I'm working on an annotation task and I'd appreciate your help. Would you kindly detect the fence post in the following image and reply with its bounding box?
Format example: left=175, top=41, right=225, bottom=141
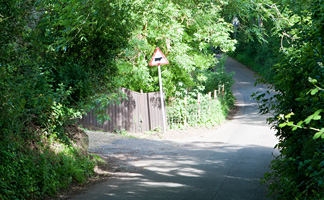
left=218, top=85, right=221, bottom=96
left=158, top=65, right=167, bottom=133
left=214, top=90, right=217, bottom=99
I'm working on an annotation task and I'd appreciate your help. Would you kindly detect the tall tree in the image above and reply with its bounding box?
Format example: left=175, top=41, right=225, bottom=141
left=116, top=0, right=236, bottom=97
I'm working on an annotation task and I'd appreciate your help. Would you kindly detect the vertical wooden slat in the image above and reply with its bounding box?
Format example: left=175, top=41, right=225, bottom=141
left=135, top=90, right=140, bottom=133
left=107, top=104, right=111, bottom=132
left=139, top=92, right=144, bottom=132
left=122, top=91, right=126, bottom=131
left=116, top=97, right=121, bottom=131
left=148, top=92, right=154, bottom=130
left=110, top=103, right=114, bottom=132
left=79, top=88, right=166, bottom=133
left=143, top=93, right=149, bottom=132
left=127, top=89, right=132, bottom=132
left=112, top=101, right=116, bottom=131
left=147, top=93, right=151, bottom=130
left=129, top=90, right=135, bottom=133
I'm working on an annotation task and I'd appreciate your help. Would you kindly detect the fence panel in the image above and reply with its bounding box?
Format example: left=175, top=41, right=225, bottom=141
left=147, top=92, right=165, bottom=131
left=79, top=88, right=166, bottom=133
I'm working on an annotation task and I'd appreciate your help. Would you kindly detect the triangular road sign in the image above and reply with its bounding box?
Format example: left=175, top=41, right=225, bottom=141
left=149, top=47, right=169, bottom=66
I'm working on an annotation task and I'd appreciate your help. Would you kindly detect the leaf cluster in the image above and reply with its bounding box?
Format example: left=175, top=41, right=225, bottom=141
left=0, top=0, right=239, bottom=198
left=252, top=0, right=324, bottom=198
left=116, top=0, right=236, bottom=98
left=0, top=0, right=129, bottom=198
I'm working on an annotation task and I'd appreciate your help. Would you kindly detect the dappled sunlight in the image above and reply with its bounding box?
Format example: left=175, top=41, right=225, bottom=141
left=224, top=175, right=261, bottom=182
left=235, top=81, right=253, bottom=86
left=139, top=182, right=187, bottom=188
left=177, top=168, right=205, bottom=177
left=231, top=103, right=271, bottom=127
left=174, top=160, right=197, bottom=165
left=144, top=166, right=205, bottom=178
left=145, top=167, right=180, bottom=173
left=211, top=145, right=244, bottom=153
left=235, top=102, right=258, bottom=107
left=154, top=172, right=174, bottom=177
left=74, top=139, right=276, bottom=199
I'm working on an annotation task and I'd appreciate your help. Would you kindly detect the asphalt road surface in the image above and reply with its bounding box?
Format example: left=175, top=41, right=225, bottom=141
left=71, top=57, right=278, bottom=200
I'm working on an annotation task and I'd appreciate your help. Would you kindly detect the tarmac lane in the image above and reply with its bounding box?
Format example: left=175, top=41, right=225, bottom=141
left=70, top=57, right=278, bottom=200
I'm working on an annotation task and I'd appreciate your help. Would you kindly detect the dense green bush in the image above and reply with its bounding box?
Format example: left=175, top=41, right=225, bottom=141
left=0, top=135, right=99, bottom=199
left=115, top=0, right=236, bottom=98
left=167, top=54, right=235, bottom=129
left=252, top=1, right=324, bottom=199
left=229, top=33, right=280, bottom=83
left=203, top=55, right=235, bottom=105
left=167, top=91, right=232, bottom=129
left=0, top=0, right=128, bottom=199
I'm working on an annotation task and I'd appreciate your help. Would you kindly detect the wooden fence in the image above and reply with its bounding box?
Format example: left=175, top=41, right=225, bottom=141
left=79, top=88, right=166, bottom=133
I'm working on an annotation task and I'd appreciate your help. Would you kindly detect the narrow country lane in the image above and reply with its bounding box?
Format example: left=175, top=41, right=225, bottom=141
left=70, top=57, right=278, bottom=200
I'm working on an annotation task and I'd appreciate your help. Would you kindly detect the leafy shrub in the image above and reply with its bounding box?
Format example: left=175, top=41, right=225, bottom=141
left=254, top=1, right=324, bottom=199
left=0, top=137, right=98, bottom=200
left=167, top=93, right=226, bottom=129
left=0, top=0, right=238, bottom=199
left=167, top=53, right=235, bottom=129
left=230, top=39, right=279, bottom=83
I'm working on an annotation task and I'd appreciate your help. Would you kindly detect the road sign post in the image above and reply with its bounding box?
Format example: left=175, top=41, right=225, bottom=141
left=149, top=47, right=169, bottom=133
left=158, top=64, right=166, bottom=133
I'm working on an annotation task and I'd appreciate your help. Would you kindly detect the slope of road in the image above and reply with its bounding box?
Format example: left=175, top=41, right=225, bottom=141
left=70, top=57, right=278, bottom=200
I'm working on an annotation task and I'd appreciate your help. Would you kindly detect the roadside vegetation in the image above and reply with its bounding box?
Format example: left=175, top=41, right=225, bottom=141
left=230, top=1, right=324, bottom=199
left=0, top=0, right=236, bottom=199
left=1, top=0, right=323, bottom=199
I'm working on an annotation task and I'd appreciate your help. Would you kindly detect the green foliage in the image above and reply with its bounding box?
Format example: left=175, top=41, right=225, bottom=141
left=116, top=0, right=236, bottom=98
left=166, top=53, right=235, bottom=129
left=0, top=0, right=131, bottom=135
left=202, top=55, right=235, bottom=104
left=0, top=138, right=98, bottom=199
left=0, top=0, right=240, bottom=199
left=253, top=0, right=324, bottom=199
left=167, top=92, right=229, bottom=129
left=0, top=0, right=128, bottom=199
left=230, top=40, right=279, bottom=83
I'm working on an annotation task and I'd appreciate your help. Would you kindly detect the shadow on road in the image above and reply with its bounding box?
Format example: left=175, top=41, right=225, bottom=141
left=71, top=138, right=275, bottom=200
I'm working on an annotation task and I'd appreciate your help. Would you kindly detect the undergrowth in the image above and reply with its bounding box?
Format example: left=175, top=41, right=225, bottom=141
left=229, top=40, right=279, bottom=83
left=0, top=130, right=102, bottom=200
left=167, top=55, right=235, bottom=129
left=167, top=93, right=231, bottom=129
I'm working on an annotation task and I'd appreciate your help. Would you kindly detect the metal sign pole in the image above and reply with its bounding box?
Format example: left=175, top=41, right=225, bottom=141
left=158, top=64, right=167, bottom=133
